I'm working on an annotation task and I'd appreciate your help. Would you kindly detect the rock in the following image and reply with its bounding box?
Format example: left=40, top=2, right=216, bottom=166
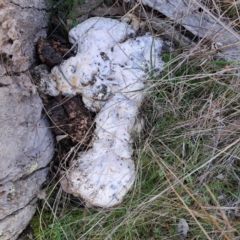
left=0, top=0, right=54, bottom=239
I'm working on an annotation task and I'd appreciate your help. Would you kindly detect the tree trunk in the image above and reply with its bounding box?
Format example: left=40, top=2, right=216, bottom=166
left=0, top=1, right=55, bottom=239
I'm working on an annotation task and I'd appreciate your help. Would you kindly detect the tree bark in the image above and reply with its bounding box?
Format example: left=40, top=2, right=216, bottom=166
left=140, top=0, right=240, bottom=61
left=0, top=1, right=55, bottom=239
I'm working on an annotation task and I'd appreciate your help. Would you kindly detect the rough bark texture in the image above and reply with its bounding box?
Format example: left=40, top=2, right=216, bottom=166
left=140, top=0, right=240, bottom=61
left=0, top=1, right=54, bottom=239
left=0, top=0, right=50, bottom=72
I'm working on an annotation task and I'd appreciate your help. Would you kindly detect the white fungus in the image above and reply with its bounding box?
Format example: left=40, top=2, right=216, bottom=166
left=40, top=17, right=164, bottom=207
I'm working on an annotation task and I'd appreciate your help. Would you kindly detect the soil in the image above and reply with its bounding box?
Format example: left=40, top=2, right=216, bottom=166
left=46, top=95, right=95, bottom=147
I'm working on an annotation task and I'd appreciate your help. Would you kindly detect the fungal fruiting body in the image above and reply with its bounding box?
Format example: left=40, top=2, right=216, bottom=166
left=40, top=17, right=164, bottom=207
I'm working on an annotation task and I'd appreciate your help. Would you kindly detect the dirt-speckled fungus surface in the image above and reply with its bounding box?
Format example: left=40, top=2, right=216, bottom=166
left=40, top=17, right=164, bottom=207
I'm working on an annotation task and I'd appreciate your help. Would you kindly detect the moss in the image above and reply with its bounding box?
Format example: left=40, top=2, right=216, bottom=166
left=29, top=162, right=38, bottom=173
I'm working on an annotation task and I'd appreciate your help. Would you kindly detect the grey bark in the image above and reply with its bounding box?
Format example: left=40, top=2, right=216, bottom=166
left=0, top=0, right=54, bottom=239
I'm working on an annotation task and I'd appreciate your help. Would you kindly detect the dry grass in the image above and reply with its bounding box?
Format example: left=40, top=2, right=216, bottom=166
left=31, top=0, right=240, bottom=239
